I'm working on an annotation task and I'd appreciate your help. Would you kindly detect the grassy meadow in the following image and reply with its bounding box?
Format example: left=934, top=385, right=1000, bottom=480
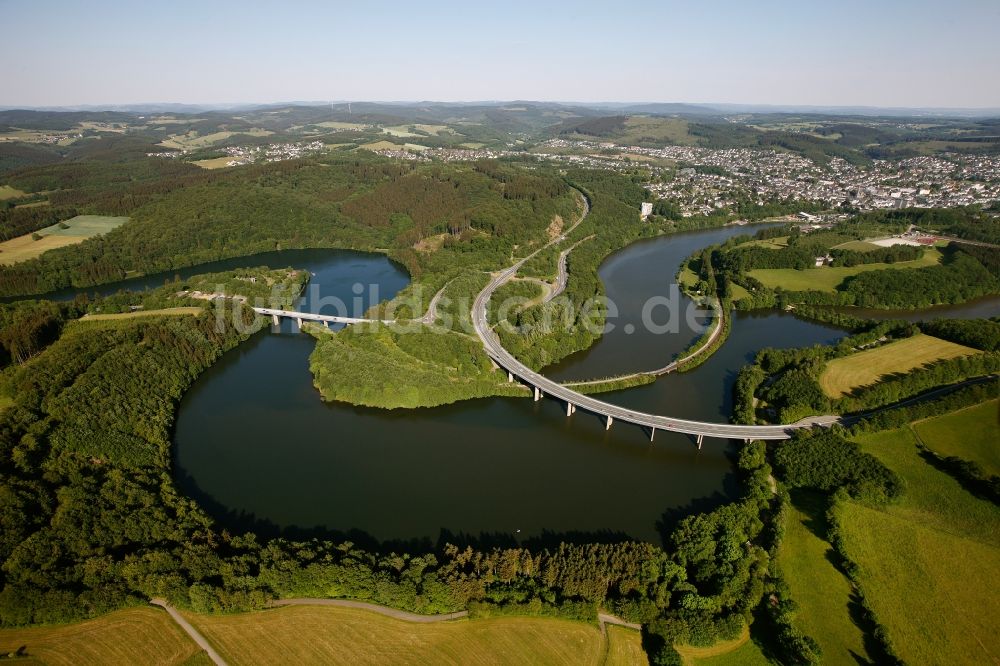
left=912, top=399, right=1000, bottom=476
left=158, top=129, right=272, bottom=150
left=779, top=490, right=871, bottom=664
left=818, top=333, right=979, bottom=398
left=0, top=184, right=27, bottom=200
left=834, top=425, right=1000, bottom=664
left=675, top=627, right=772, bottom=665
left=747, top=247, right=941, bottom=292
left=80, top=307, right=204, bottom=321
left=0, top=607, right=202, bottom=665
left=192, top=156, right=238, bottom=169
left=184, top=605, right=613, bottom=665
left=0, top=215, right=128, bottom=265
left=605, top=625, right=649, bottom=666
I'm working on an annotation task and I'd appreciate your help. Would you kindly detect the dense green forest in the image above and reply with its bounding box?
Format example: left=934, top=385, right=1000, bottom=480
left=0, top=154, right=578, bottom=298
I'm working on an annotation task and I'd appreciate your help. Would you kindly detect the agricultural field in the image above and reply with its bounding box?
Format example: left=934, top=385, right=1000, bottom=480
left=0, top=184, right=27, bottom=199
left=830, top=239, right=881, bottom=252
left=0, top=607, right=202, bottom=665
left=834, top=426, right=1000, bottom=664
left=158, top=129, right=272, bottom=150
left=0, top=214, right=128, bottom=265
left=818, top=333, right=979, bottom=398
left=912, top=399, right=1000, bottom=476
left=383, top=124, right=451, bottom=137
left=677, top=265, right=699, bottom=290
left=744, top=235, right=790, bottom=249
left=80, top=307, right=204, bottom=321
left=605, top=625, right=648, bottom=666
left=779, top=490, right=870, bottom=664
left=309, top=121, right=370, bottom=131
left=192, top=156, right=238, bottom=169
left=184, top=605, right=614, bottom=665
left=747, top=247, right=941, bottom=292
left=675, top=627, right=771, bottom=665
left=360, top=140, right=428, bottom=152
left=618, top=116, right=697, bottom=145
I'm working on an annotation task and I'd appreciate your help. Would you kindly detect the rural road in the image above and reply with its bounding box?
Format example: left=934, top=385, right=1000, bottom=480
left=150, top=598, right=228, bottom=666
left=268, top=598, right=469, bottom=622
left=271, top=598, right=640, bottom=632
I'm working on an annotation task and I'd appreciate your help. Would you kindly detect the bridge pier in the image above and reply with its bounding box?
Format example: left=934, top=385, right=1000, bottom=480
left=294, top=317, right=303, bottom=331
left=649, top=427, right=655, bottom=442
left=271, top=314, right=280, bottom=327
left=696, top=434, right=704, bottom=450
left=533, top=387, right=542, bottom=402
left=605, top=415, right=613, bottom=431
left=507, top=371, right=514, bottom=383
left=566, top=401, right=575, bottom=416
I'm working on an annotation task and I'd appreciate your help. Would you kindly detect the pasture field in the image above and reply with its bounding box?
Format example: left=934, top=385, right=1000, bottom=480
left=383, top=123, right=451, bottom=137
left=360, top=140, right=429, bottom=152
left=744, top=235, right=789, bottom=249
left=620, top=116, right=696, bottom=145
left=184, top=605, right=612, bottom=665
left=779, top=490, right=870, bottom=664
left=747, top=247, right=941, bottom=292
left=818, top=333, right=979, bottom=398
left=605, top=625, right=649, bottom=666
left=675, top=627, right=771, bottom=665
left=0, top=607, right=201, bottom=665
left=81, top=307, right=204, bottom=321
left=677, top=265, right=699, bottom=290
left=311, top=121, right=370, bottom=130
left=158, top=129, right=272, bottom=150
left=192, top=156, right=238, bottom=169
left=729, top=282, right=751, bottom=300
left=834, top=426, right=1000, bottom=664
left=912, top=399, right=1000, bottom=476
left=831, top=239, right=881, bottom=252
left=460, top=142, right=486, bottom=149
left=0, top=215, right=128, bottom=265
left=0, top=184, right=27, bottom=199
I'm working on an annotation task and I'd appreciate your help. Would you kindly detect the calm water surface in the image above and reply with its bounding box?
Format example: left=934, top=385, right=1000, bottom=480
left=172, top=227, right=853, bottom=545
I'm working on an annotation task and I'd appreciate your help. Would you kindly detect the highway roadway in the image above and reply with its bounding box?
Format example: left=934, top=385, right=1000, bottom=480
left=469, top=198, right=823, bottom=442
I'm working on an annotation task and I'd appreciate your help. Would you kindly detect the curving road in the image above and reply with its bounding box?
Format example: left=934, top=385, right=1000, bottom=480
left=470, top=197, right=807, bottom=442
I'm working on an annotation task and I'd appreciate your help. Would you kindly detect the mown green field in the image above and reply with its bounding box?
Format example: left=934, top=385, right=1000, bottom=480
left=675, top=627, right=772, bottom=665
left=834, top=426, right=1000, bottom=664
left=913, top=399, right=1000, bottom=476
left=0, top=215, right=128, bottom=265
left=0, top=184, right=27, bottom=200
left=747, top=247, right=941, bottom=293
left=744, top=235, right=789, bottom=249
left=0, top=607, right=202, bottom=665
left=779, top=490, right=871, bottom=664
left=606, top=625, right=649, bottom=666
left=818, top=333, right=979, bottom=398
left=185, top=605, right=615, bottom=665
left=830, top=239, right=881, bottom=252
left=619, top=116, right=697, bottom=145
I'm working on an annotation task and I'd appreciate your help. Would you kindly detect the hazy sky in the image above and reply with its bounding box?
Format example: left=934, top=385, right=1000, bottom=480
left=3, top=0, right=999, bottom=108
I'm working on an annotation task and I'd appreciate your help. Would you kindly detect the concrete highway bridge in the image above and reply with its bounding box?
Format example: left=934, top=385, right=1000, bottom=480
left=253, top=306, right=394, bottom=329
left=470, top=261, right=833, bottom=444
left=260, top=191, right=838, bottom=446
